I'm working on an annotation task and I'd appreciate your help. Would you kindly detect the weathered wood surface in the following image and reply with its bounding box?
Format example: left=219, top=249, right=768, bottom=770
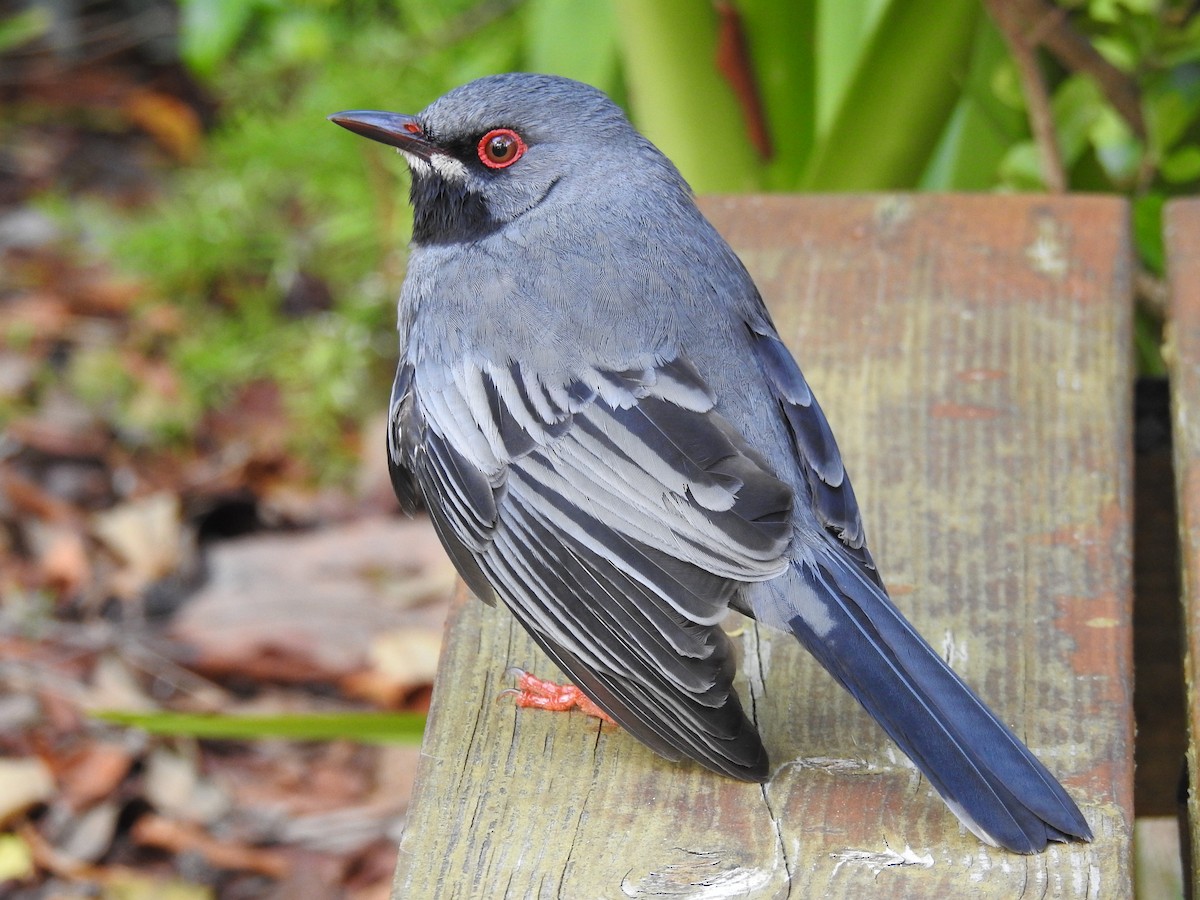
left=1168, top=197, right=1200, bottom=897
left=393, top=195, right=1134, bottom=898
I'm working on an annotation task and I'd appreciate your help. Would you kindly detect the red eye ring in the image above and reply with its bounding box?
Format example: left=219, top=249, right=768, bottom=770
left=478, top=128, right=526, bottom=169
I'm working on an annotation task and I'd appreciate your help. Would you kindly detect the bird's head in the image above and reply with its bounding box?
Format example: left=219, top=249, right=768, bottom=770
left=330, top=73, right=681, bottom=246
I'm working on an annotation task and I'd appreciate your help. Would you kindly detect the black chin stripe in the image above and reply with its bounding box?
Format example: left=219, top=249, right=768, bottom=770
left=410, top=173, right=502, bottom=245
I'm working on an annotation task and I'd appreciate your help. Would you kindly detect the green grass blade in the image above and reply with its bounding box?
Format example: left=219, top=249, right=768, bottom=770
left=801, top=0, right=981, bottom=190
left=94, top=709, right=427, bottom=744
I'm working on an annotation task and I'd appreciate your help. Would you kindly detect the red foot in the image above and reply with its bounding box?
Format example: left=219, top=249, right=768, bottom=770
left=498, top=668, right=616, bottom=724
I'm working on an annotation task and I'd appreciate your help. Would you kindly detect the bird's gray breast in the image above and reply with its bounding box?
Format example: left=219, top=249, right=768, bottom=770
left=399, top=208, right=687, bottom=382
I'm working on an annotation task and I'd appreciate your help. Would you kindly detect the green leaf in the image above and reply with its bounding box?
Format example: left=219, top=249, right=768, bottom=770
left=0, top=7, right=50, bottom=54
left=1089, top=104, right=1140, bottom=185
left=179, top=0, right=267, bottom=79
left=1052, top=75, right=1105, bottom=169
left=609, top=0, right=762, bottom=191
left=736, top=0, right=817, bottom=188
left=1132, top=192, right=1164, bottom=274
left=1145, top=73, right=1200, bottom=155
left=1162, top=145, right=1200, bottom=183
left=94, top=709, right=427, bottom=744
left=814, top=0, right=890, bottom=135
left=524, top=0, right=620, bottom=92
left=998, top=141, right=1047, bottom=190
left=1134, top=307, right=1166, bottom=376
left=921, top=17, right=1021, bottom=190
left=800, top=0, right=981, bottom=189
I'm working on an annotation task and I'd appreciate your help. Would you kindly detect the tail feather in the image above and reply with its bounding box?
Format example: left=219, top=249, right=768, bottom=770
left=754, top=554, right=1092, bottom=854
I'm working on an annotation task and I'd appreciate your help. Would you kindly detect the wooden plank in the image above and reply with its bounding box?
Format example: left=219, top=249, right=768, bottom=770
left=393, top=195, right=1134, bottom=897
left=1167, top=197, right=1200, bottom=896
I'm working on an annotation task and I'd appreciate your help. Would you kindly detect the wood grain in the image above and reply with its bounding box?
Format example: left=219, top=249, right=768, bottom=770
left=1167, top=197, right=1200, bottom=897
left=392, top=195, right=1134, bottom=898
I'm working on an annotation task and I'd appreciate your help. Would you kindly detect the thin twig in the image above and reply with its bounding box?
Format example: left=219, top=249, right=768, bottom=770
left=1017, top=0, right=1146, bottom=140
left=986, top=0, right=1067, bottom=192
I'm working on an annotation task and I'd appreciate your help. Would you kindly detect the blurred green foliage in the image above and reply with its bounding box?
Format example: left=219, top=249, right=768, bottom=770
left=60, top=0, right=1200, bottom=467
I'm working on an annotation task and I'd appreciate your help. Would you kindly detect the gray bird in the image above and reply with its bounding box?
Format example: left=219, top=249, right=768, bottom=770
left=330, top=73, right=1092, bottom=854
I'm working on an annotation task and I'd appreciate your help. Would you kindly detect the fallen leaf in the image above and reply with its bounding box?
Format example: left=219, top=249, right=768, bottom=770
left=53, top=799, right=121, bottom=864
left=131, top=813, right=289, bottom=878
left=91, top=492, right=186, bottom=600
left=0, top=757, right=54, bottom=825
left=27, top=522, right=91, bottom=597
left=122, top=90, right=202, bottom=162
left=56, top=741, right=136, bottom=810
left=0, top=831, right=34, bottom=882
left=342, top=629, right=442, bottom=707
left=169, top=516, right=451, bottom=683
left=143, top=749, right=230, bottom=827
left=2, top=471, right=79, bottom=524
left=84, top=653, right=156, bottom=713
left=0, top=291, right=72, bottom=339
left=100, top=869, right=213, bottom=900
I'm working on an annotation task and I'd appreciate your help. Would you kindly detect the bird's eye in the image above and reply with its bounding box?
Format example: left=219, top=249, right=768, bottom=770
left=478, top=129, right=526, bottom=169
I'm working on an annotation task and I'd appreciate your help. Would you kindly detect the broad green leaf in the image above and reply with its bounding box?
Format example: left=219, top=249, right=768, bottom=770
left=94, top=709, right=427, bottom=744
left=736, top=0, right=818, bottom=188
left=524, top=0, right=620, bottom=93
left=801, top=0, right=980, bottom=189
left=1090, top=105, right=1141, bottom=185
left=179, top=0, right=267, bottom=79
left=1052, top=75, right=1105, bottom=169
left=1145, top=72, right=1200, bottom=154
left=1163, top=145, right=1200, bottom=183
left=610, top=0, right=761, bottom=191
left=815, top=0, right=891, bottom=135
left=921, top=17, right=1021, bottom=190
left=998, top=141, right=1047, bottom=190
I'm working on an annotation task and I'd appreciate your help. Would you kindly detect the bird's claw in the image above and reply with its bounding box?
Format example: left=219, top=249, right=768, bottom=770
left=495, top=668, right=616, bottom=724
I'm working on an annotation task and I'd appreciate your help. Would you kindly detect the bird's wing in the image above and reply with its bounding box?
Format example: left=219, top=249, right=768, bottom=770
left=744, top=313, right=879, bottom=580
left=394, top=352, right=794, bottom=779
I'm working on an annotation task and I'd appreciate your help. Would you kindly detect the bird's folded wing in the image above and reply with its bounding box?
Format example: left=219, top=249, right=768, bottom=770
left=399, top=352, right=795, bottom=778
left=745, top=313, right=877, bottom=578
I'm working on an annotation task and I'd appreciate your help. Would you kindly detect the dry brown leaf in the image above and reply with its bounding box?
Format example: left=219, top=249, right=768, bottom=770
left=55, top=742, right=135, bottom=811
left=131, top=813, right=289, bottom=879
left=342, top=628, right=442, bottom=707
left=25, top=522, right=91, bottom=597
left=122, top=90, right=203, bottom=162
left=0, top=291, right=72, bottom=337
left=97, top=870, right=213, bottom=900
left=2, top=470, right=80, bottom=524
left=169, top=516, right=451, bottom=683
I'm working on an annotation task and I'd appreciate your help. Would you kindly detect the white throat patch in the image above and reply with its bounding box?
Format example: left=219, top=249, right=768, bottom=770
left=430, top=154, right=469, bottom=183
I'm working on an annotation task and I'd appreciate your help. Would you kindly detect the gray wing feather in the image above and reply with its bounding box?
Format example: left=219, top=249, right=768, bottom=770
left=397, top=351, right=794, bottom=779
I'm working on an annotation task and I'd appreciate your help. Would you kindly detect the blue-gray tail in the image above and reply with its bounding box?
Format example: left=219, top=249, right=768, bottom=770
left=757, top=554, right=1092, bottom=854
